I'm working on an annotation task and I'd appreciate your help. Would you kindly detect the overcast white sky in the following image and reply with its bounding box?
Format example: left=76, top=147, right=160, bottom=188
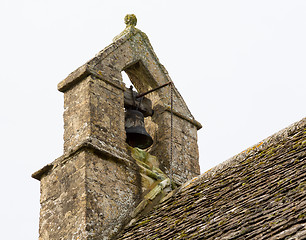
left=1, top=0, right=305, bottom=239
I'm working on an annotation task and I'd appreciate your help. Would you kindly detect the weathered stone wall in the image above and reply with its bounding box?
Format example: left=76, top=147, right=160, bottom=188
left=84, top=149, right=141, bottom=239
left=38, top=148, right=141, bottom=240
left=86, top=34, right=202, bottom=182
left=63, top=77, right=91, bottom=153
left=34, top=15, right=202, bottom=240
left=39, top=151, right=87, bottom=240
left=63, top=75, right=126, bottom=155
left=150, top=109, right=200, bottom=184
left=87, top=75, right=126, bottom=153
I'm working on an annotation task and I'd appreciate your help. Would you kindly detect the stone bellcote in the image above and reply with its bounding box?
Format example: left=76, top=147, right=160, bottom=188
left=32, top=15, right=202, bottom=240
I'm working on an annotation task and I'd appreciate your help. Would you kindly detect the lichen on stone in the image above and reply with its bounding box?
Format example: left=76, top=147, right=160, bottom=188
left=124, top=14, right=137, bottom=27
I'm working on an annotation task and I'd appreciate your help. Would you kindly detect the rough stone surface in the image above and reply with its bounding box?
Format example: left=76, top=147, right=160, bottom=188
left=150, top=109, right=199, bottom=184
left=38, top=146, right=142, bottom=240
left=39, top=151, right=87, bottom=240
left=84, top=150, right=141, bottom=239
left=34, top=15, right=201, bottom=240
left=58, top=18, right=201, bottom=182
left=63, top=75, right=126, bottom=155
left=118, top=117, right=306, bottom=240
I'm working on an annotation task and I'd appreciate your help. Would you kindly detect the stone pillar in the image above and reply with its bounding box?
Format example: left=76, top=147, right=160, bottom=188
left=36, top=149, right=141, bottom=240
left=33, top=66, right=142, bottom=240
left=149, top=107, right=200, bottom=184
left=58, top=65, right=127, bottom=156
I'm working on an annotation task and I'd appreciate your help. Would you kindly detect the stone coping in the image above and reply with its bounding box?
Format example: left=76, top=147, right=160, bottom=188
left=32, top=137, right=134, bottom=181
left=57, top=64, right=126, bottom=93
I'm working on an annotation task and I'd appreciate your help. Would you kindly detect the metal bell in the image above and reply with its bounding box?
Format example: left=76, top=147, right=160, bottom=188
left=125, top=109, right=153, bottom=149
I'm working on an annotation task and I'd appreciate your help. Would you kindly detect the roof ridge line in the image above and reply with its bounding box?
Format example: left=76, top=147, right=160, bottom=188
left=180, top=117, right=306, bottom=191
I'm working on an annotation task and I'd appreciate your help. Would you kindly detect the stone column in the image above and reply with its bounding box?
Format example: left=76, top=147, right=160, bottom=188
left=58, top=65, right=127, bottom=156
left=150, top=107, right=200, bottom=184
left=33, top=66, right=142, bottom=240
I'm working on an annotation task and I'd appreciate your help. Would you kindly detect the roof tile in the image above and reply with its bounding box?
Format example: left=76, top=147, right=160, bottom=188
left=118, top=117, right=306, bottom=239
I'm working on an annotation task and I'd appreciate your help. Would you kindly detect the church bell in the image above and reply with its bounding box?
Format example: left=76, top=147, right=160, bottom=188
left=125, top=109, right=153, bottom=149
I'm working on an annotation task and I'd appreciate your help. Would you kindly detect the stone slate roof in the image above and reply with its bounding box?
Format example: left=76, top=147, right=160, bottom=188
left=118, top=117, right=306, bottom=239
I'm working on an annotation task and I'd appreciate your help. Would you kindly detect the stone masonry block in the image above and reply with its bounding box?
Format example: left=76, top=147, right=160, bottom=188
left=88, top=76, right=126, bottom=151
left=39, top=151, right=87, bottom=240
left=63, top=77, right=91, bottom=153
left=83, top=150, right=141, bottom=239
left=38, top=148, right=142, bottom=240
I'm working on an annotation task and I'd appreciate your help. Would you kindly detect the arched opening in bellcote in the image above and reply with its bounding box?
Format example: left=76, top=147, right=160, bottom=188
left=120, top=60, right=165, bottom=151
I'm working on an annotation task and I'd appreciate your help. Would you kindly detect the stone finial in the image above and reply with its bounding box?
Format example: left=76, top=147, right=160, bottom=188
left=113, top=14, right=138, bottom=42
left=124, top=14, right=137, bottom=27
